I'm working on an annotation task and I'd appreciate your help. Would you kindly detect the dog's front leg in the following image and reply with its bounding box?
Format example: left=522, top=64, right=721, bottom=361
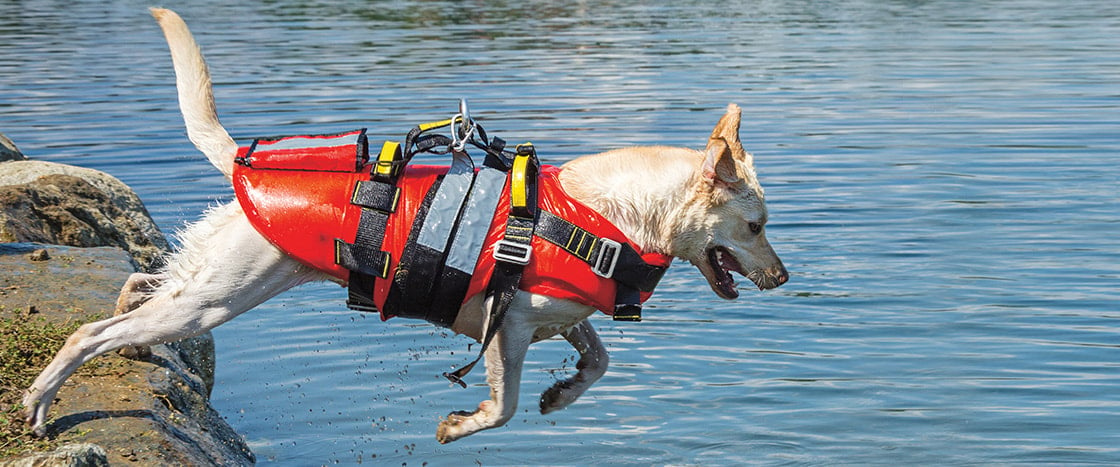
left=436, top=302, right=534, bottom=443
left=540, top=319, right=608, bottom=414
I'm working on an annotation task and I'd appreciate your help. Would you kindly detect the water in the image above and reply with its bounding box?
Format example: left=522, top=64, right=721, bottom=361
left=2, top=0, right=1117, bottom=464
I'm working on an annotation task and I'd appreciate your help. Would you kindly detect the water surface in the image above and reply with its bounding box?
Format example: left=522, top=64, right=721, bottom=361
left=2, top=0, right=1117, bottom=464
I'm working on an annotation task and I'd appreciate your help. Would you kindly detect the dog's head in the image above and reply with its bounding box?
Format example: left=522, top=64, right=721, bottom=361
left=676, top=104, right=788, bottom=298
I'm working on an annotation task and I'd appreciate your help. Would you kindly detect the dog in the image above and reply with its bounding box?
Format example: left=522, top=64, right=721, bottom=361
left=23, top=8, right=787, bottom=444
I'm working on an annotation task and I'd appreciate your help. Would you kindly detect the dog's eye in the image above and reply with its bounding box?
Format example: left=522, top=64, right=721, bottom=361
left=749, top=222, right=762, bottom=234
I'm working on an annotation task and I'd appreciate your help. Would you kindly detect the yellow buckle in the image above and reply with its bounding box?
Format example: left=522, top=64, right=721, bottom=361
left=511, top=143, right=534, bottom=210
left=375, top=141, right=401, bottom=178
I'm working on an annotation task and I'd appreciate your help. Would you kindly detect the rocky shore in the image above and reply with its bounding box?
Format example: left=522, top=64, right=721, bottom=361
left=1, top=135, right=254, bottom=465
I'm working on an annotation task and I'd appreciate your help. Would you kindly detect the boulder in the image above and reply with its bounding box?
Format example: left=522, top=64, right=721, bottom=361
left=1, top=138, right=251, bottom=465
left=0, top=133, right=25, bottom=162
left=0, top=244, right=252, bottom=466
left=0, top=161, right=168, bottom=272
left=0, top=444, right=107, bottom=467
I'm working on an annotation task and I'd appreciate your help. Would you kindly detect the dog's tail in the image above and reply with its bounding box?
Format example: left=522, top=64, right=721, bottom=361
left=151, top=8, right=237, bottom=178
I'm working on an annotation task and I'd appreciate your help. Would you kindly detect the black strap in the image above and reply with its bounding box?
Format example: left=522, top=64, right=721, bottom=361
left=534, top=211, right=668, bottom=292
left=381, top=175, right=446, bottom=321
left=341, top=116, right=476, bottom=315
left=533, top=210, right=668, bottom=322
left=350, top=179, right=399, bottom=212
left=444, top=145, right=539, bottom=387
left=338, top=177, right=400, bottom=311
left=612, top=284, right=643, bottom=322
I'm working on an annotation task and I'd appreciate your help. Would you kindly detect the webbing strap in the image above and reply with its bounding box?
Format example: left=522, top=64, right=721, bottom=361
left=351, top=179, right=400, bottom=212
left=339, top=142, right=403, bottom=312
left=534, top=211, right=669, bottom=322
left=613, top=285, right=643, bottom=322
left=444, top=146, right=539, bottom=387
left=338, top=178, right=399, bottom=311
left=534, top=211, right=668, bottom=292
left=386, top=150, right=479, bottom=326
left=336, top=181, right=398, bottom=274
left=335, top=213, right=390, bottom=278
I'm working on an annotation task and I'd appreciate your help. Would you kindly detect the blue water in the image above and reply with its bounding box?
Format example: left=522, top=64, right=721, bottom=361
left=2, top=0, right=1117, bottom=464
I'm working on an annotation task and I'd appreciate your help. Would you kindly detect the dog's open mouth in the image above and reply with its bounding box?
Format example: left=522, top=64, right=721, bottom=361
left=706, top=246, right=742, bottom=299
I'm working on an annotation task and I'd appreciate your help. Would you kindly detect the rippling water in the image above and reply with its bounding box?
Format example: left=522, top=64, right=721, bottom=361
left=2, top=0, right=1118, bottom=464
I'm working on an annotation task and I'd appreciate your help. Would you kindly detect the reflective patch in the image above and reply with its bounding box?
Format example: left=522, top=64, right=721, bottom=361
left=445, top=167, right=506, bottom=273
left=416, top=150, right=475, bottom=251
left=246, top=129, right=368, bottom=172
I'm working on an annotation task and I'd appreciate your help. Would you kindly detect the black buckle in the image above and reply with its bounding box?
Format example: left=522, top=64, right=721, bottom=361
left=346, top=299, right=379, bottom=313
left=613, top=304, right=642, bottom=322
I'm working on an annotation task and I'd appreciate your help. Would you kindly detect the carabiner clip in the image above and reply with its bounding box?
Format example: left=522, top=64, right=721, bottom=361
left=450, top=99, right=476, bottom=153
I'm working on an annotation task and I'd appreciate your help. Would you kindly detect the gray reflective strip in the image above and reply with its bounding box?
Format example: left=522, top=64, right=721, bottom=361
left=445, top=167, right=507, bottom=273
left=416, top=150, right=475, bottom=251
left=256, top=132, right=360, bottom=152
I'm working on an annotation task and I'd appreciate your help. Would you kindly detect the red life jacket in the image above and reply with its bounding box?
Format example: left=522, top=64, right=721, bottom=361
left=231, top=130, right=671, bottom=323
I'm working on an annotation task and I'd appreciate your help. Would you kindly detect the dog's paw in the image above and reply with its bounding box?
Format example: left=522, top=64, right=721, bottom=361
left=21, top=397, right=48, bottom=437
left=436, top=400, right=499, bottom=443
left=435, top=411, right=474, bottom=444
left=29, top=421, right=48, bottom=438
left=540, top=380, right=578, bottom=414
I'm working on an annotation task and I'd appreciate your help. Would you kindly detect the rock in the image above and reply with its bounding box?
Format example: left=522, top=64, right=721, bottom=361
left=0, top=244, right=253, bottom=466
left=0, top=161, right=168, bottom=272
left=28, top=249, right=50, bottom=261
left=0, top=133, right=25, bottom=162
left=0, top=443, right=108, bottom=467
left=1, top=140, right=249, bottom=465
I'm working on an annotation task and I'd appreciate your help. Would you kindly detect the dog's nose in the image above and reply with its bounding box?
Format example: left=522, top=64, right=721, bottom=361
left=762, top=264, right=788, bottom=289
left=775, top=266, right=789, bottom=286
left=754, top=265, right=789, bottom=290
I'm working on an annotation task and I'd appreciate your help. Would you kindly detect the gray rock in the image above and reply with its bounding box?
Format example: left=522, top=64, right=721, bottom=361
left=0, top=443, right=108, bottom=467
left=0, top=244, right=253, bottom=466
left=0, top=133, right=25, bottom=162
left=0, top=160, right=169, bottom=272
left=1, top=143, right=248, bottom=464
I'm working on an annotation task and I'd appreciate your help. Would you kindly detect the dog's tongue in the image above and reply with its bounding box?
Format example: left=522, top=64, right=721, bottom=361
left=708, top=247, right=741, bottom=299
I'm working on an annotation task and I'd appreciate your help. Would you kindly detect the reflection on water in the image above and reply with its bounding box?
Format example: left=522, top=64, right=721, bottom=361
left=2, top=0, right=1117, bottom=464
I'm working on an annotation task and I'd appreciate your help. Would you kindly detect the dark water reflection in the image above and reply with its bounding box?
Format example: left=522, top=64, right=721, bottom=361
left=2, top=0, right=1117, bottom=464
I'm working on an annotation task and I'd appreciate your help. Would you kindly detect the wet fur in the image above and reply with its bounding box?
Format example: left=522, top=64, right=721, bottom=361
left=23, top=8, right=787, bottom=443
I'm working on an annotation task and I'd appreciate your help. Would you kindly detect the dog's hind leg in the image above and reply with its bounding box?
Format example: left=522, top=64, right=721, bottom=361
left=23, top=202, right=322, bottom=435
left=436, top=296, right=535, bottom=443
left=114, top=272, right=168, bottom=359
left=114, top=272, right=166, bottom=315
left=539, top=319, right=609, bottom=414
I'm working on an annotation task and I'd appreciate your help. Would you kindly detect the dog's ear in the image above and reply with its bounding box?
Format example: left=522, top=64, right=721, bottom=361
left=703, top=103, right=752, bottom=186
left=702, top=104, right=765, bottom=199
left=710, top=103, right=741, bottom=144
left=703, top=138, right=741, bottom=185
left=707, top=103, right=755, bottom=166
